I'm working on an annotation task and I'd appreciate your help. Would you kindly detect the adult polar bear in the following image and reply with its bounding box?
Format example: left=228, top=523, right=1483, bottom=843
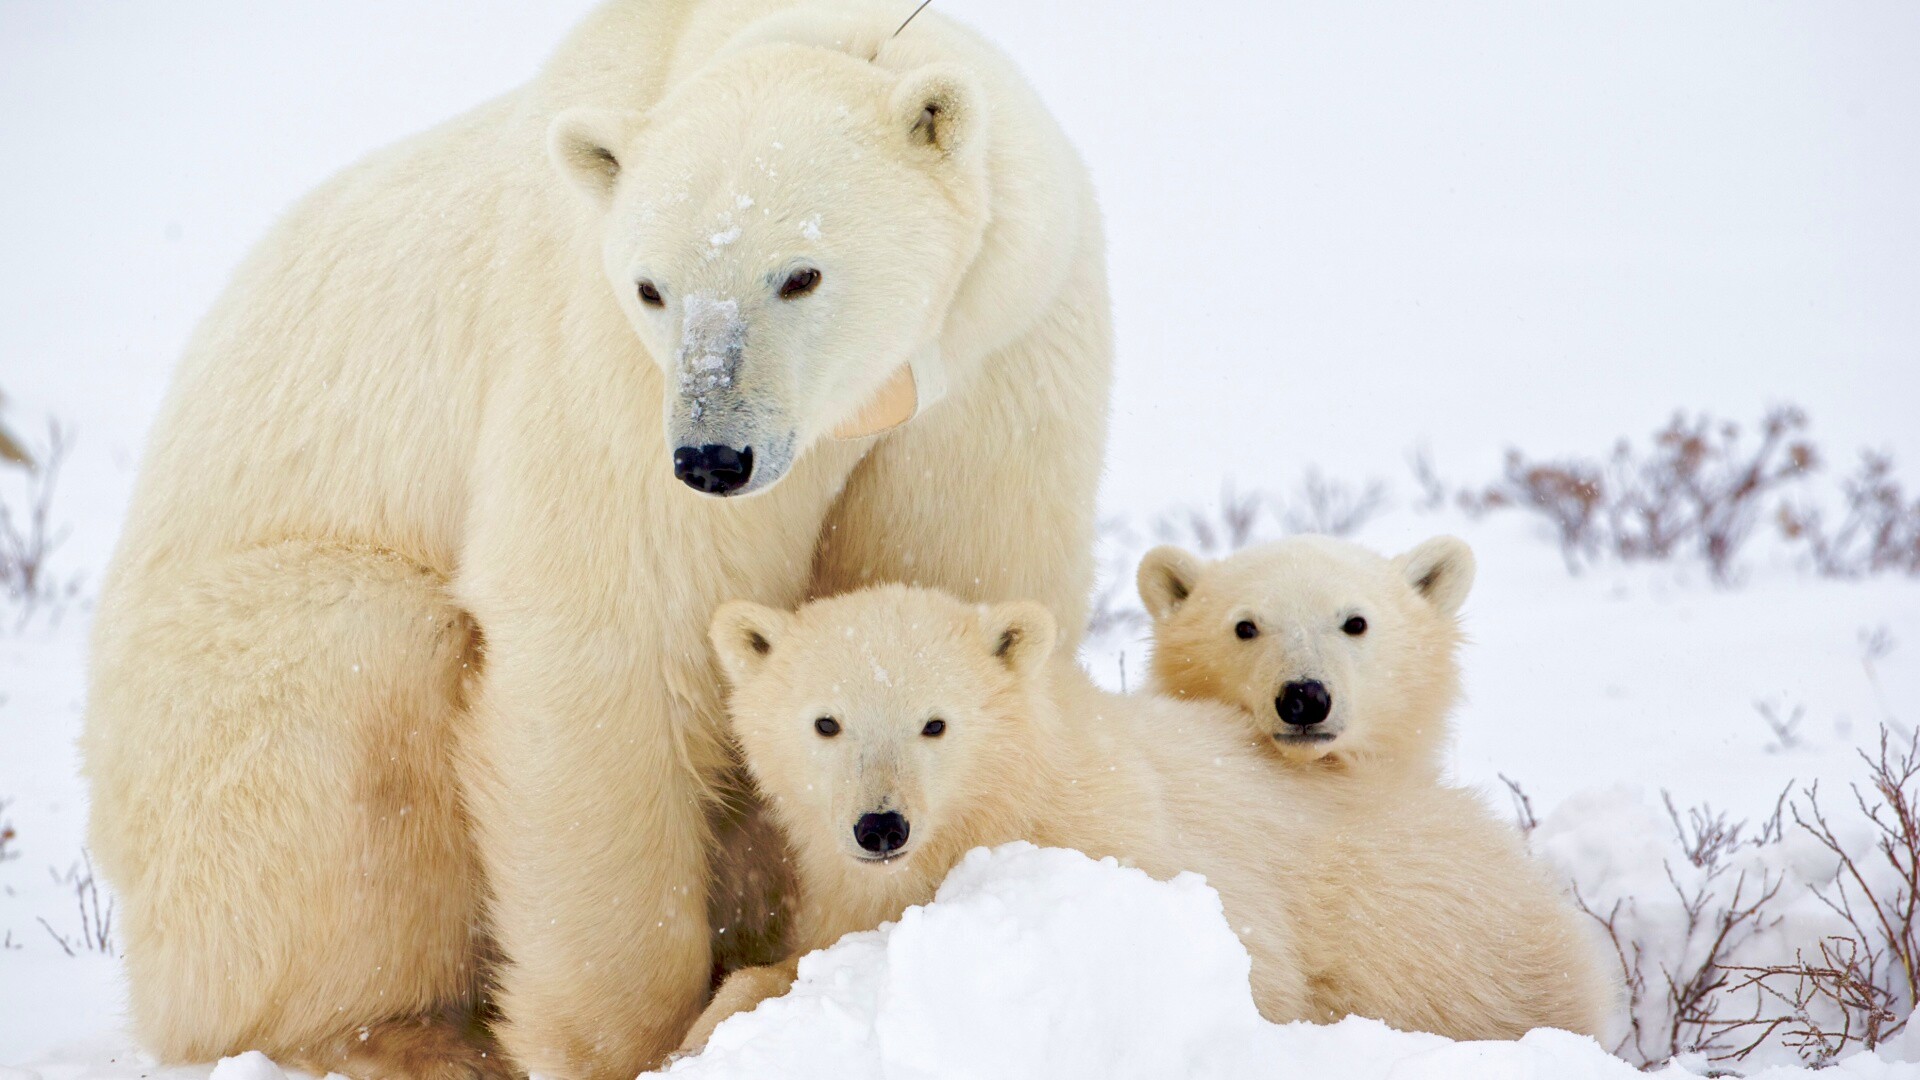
left=81, top=1, right=1110, bottom=1077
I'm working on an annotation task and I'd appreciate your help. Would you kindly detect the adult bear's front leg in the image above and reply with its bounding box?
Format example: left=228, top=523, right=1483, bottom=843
left=452, top=370, right=848, bottom=1076
left=458, top=606, right=721, bottom=1079
left=453, top=407, right=731, bottom=1077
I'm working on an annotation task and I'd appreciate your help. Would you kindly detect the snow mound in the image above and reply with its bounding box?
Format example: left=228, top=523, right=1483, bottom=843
left=670, top=843, right=1256, bottom=1080
left=205, top=1054, right=284, bottom=1080
left=662, top=843, right=1917, bottom=1080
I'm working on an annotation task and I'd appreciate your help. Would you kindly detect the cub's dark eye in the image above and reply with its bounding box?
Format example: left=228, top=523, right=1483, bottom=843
left=921, top=718, right=946, bottom=738
left=637, top=280, right=664, bottom=307
left=814, top=716, right=841, bottom=737
left=779, top=267, right=822, bottom=299
left=1234, top=620, right=1259, bottom=640
left=1343, top=616, right=1368, bottom=636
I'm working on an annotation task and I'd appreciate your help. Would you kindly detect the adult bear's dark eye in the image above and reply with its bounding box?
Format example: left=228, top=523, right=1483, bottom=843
left=921, top=718, right=946, bottom=738
left=814, top=716, right=841, bottom=737
left=1234, top=620, right=1259, bottom=640
left=637, top=280, right=664, bottom=307
left=1343, top=616, right=1368, bottom=636
left=779, top=267, right=821, bottom=299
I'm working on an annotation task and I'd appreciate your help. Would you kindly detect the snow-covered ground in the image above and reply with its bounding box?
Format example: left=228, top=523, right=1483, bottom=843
left=4, top=1, right=1919, bottom=1077
left=671, top=844, right=1920, bottom=1080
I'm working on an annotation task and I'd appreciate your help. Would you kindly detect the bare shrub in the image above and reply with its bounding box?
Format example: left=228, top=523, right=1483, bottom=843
left=1091, top=484, right=1273, bottom=642
left=1407, top=445, right=1450, bottom=513
left=1462, top=452, right=1606, bottom=571
left=1276, top=468, right=1388, bottom=537
left=1572, top=830, right=1785, bottom=1064
left=1861, top=625, right=1897, bottom=664
left=1, top=417, right=75, bottom=617
left=1790, top=731, right=1920, bottom=1027
left=1568, top=788, right=1788, bottom=1064
left=1710, top=937, right=1904, bottom=1065
left=1149, top=472, right=1389, bottom=558
left=0, top=399, right=29, bottom=467
left=1432, top=407, right=1920, bottom=583
left=1780, top=452, right=1920, bottom=578
left=1757, top=698, right=1809, bottom=754
left=1462, top=407, right=1818, bottom=581
left=1664, top=789, right=1787, bottom=869
left=1673, top=734, right=1920, bottom=1065
left=39, top=853, right=114, bottom=957
left=1664, top=870, right=1787, bottom=1061
left=1085, top=574, right=1147, bottom=641
left=1153, top=480, right=1267, bottom=555
left=0, top=797, right=18, bottom=863
left=1566, top=730, right=1920, bottom=1067
left=1090, top=471, right=1391, bottom=639
left=1086, top=514, right=1149, bottom=640
left=1499, top=773, right=1538, bottom=836
left=1640, top=408, right=1818, bottom=581
left=1648, top=790, right=1790, bottom=1062
left=1858, top=627, right=1904, bottom=738
left=1575, top=892, right=1653, bottom=1058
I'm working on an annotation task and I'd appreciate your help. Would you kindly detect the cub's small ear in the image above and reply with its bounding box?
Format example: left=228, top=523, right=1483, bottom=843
left=709, top=601, right=794, bottom=685
left=889, top=63, right=986, bottom=162
left=548, top=107, right=636, bottom=208
left=1397, top=536, right=1477, bottom=617
left=1136, top=546, right=1206, bottom=623
left=981, top=600, right=1056, bottom=679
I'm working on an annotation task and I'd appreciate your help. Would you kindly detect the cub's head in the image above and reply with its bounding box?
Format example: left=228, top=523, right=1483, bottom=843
left=549, top=21, right=991, bottom=497
left=709, top=586, right=1055, bottom=876
left=1137, top=535, right=1475, bottom=772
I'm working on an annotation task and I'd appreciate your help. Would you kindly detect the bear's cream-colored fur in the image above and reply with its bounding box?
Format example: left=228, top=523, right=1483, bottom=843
left=81, top=2, right=1111, bottom=1076
left=686, top=583, right=1615, bottom=1049
left=682, top=586, right=1320, bottom=1049
left=1139, top=535, right=1620, bottom=1037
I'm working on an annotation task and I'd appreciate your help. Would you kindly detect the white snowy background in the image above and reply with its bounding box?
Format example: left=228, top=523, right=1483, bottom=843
left=3, top=1, right=1919, bottom=1077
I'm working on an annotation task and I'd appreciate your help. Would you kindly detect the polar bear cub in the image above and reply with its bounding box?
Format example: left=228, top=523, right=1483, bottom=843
left=1137, top=534, right=1620, bottom=1036
left=683, top=585, right=1319, bottom=1049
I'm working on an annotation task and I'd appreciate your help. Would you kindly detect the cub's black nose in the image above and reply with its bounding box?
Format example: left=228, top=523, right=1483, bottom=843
left=853, top=811, right=911, bottom=855
left=672, top=444, right=754, bottom=496
left=1276, top=680, right=1333, bottom=727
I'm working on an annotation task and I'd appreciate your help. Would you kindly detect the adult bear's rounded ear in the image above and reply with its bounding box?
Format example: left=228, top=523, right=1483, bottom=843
left=889, top=63, right=986, bottom=163
left=1397, top=536, right=1477, bottom=617
left=981, top=600, right=1056, bottom=679
left=709, top=601, right=794, bottom=685
left=548, top=107, right=637, bottom=209
left=1136, top=546, right=1206, bottom=623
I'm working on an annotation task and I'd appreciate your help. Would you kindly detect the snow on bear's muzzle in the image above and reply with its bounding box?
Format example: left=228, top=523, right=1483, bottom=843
left=667, top=295, right=793, bottom=497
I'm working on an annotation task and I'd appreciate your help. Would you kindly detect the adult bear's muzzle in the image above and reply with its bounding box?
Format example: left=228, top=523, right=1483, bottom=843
left=668, top=295, right=794, bottom=496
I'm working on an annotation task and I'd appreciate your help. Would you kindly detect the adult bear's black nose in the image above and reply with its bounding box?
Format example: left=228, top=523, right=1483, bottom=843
left=672, top=444, right=754, bottom=496
left=1276, top=680, right=1332, bottom=727
left=853, top=811, right=910, bottom=855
